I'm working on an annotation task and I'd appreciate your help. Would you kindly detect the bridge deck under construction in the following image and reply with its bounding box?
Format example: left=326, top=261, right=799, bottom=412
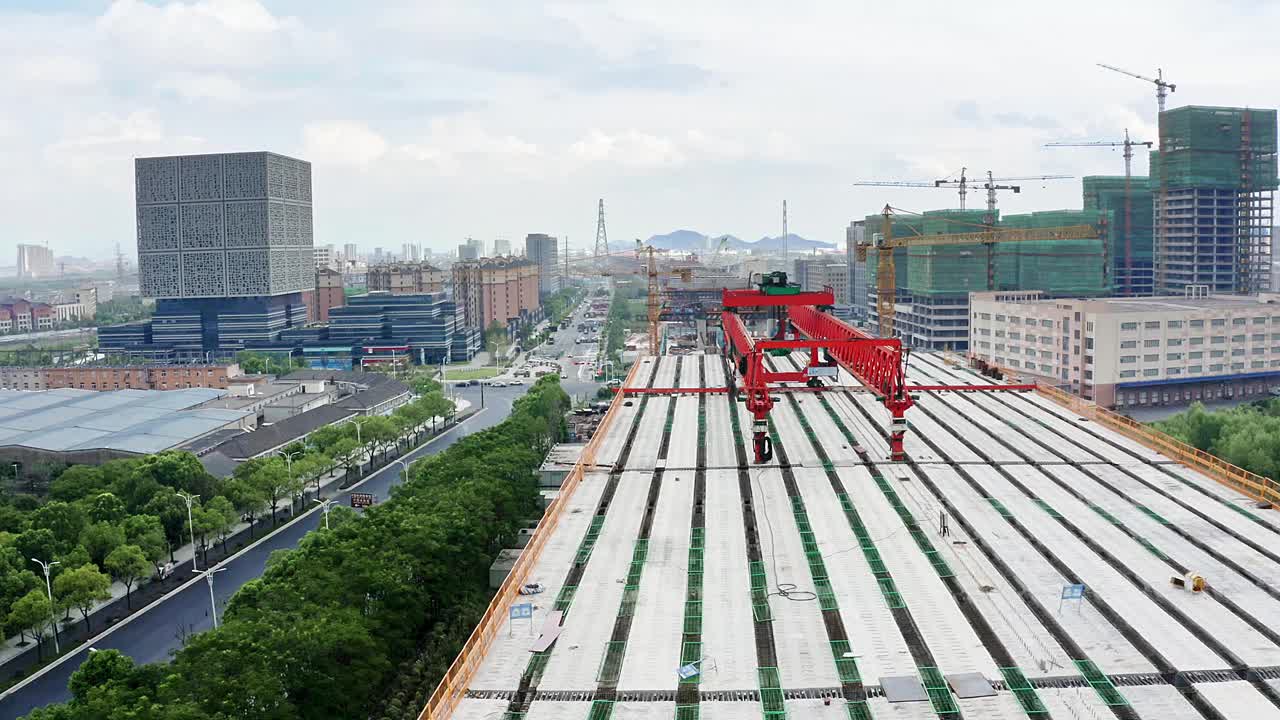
left=445, top=352, right=1280, bottom=720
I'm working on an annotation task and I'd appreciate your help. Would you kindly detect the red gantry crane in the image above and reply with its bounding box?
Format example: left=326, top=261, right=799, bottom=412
left=624, top=272, right=1034, bottom=463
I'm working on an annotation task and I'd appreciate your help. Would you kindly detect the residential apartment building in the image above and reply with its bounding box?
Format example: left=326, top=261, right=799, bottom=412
left=525, top=233, right=559, bottom=296
left=451, top=257, right=540, bottom=330
left=366, top=262, right=446, bottom=295
left=969, top=290, right=1280, bottom=409
left=52, top=286, right=97, bottom=323
left=793, top=256, right=850, bottom=304
left=314, top=244, right=336, bottom=269
left=16, top=244, right=54, bottom=279
left=313, top=267, right=345, bottom=322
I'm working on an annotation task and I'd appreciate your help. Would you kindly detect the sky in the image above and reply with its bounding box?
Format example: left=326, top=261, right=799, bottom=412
left=2, top=0, right=1278, bottom=260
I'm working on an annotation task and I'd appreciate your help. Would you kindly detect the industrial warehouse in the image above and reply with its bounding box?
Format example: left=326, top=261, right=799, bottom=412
left=424, top=322, right=1280, bottom=719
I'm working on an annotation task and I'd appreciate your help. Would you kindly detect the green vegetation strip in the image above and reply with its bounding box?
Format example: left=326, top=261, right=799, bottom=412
left=28, top=377, right=569, bottom=720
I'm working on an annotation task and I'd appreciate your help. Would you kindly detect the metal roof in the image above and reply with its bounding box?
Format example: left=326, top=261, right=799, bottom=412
left=0, top=388, right=252, bottom=455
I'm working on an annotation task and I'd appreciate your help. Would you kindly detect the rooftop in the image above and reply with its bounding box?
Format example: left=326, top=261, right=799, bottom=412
left=0, top=388, right=251, bottom=455
left=974, top=291, right=1280, bottom=314
left=443, top=351, right=1280, bottom=720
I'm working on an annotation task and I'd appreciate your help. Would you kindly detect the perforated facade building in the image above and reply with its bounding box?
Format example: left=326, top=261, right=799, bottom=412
left=136, top=152, right=315, bottom=299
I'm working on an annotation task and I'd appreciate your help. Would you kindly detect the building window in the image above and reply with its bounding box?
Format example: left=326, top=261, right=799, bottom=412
left=1168, top=320, right=1183, bottom=328
left=1086, top=338, right=1094, bottom=349
left=1119, top=370, right=1137, bottom=378
left=1189, top=351, right=1204, bottom=359
left=1190, top=319, right=1205, bottom=328
left=1189, top=365, right=1203, bottom=373
left=1084, top=370, right=1093, bottom=380
left=1143, top=368, right=1159, bottom=377
left=1120, top=340, right=1137, bottom=349
left=1120, top=355, right=1136, bottom=364
left=1210, top=363, right=1225, bottom=372
left=1232, top=362, right=1246, bottom=370
left=1253, top=347, right=1265, bottom=355
left=1211, top=350, right=1226, bottom=358
left=1253, top=333, right=1267, bottom=342
left=1168, top=368, right=1182, bottom=375
left=1040, top=319, right=1053, bottom=328
left=1144, top=339, right=1160, bottom=348
left=1211, top=318, right=1226, bottom=327
left=1253, top=360, right=1266, bottom=369
left=1255, top=317, right=1268, bottom=325
left=1190, top=337, right=1204, bottom=345
left=1167, top=338, right=1183, bottom=347
left=1233, top=317, right=1247, bottom=326
left=1232, top=349, right=1246, bottom=357
left=1087, top=321, right=1094, bottom=332
left=995, top=314, right=1006, bottom=322
left=1167, top=353, right=1183, bottom=361
left=1143, top=354, right=1159, bottom=362
left=1212, top=336, right=1226, bottom=344
left=1121, top=322, right=1138, bottom=331
left=1232, top=334, right=1246, bottom=343
left=1144, top=321, right=1161, bottom=329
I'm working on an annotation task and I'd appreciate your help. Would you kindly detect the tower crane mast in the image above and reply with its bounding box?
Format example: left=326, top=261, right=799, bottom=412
left=1045, top=129, right=1154, bottom=294
left=1097, top=63, right=1176, bottom=113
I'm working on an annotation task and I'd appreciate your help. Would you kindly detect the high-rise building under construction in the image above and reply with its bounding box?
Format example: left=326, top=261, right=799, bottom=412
left=1151, top=106, right=1277, bottom=295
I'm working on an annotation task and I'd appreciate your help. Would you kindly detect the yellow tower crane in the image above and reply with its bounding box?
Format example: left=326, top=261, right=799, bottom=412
left=858, top=205, right=1100, bottom=339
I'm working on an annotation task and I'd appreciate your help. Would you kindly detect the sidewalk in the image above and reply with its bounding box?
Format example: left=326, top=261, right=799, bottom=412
left=0, top=401, right=470, bottom=673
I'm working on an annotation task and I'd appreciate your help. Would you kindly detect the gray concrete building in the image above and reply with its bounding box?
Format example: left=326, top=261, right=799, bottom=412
left=135, top=152, right=314, bottom=299
left=525, top=233, right=560, bottom=296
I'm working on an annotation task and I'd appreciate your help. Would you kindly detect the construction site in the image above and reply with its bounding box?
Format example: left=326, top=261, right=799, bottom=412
left=851, top=101, right=1277, bottom=353
left=417, top=279, right=1280, bottom=720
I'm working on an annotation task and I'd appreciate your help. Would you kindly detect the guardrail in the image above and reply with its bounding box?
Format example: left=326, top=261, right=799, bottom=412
left=956, top=353, right=1280, bottom=508
left=418, top=362, right=641, bottom=720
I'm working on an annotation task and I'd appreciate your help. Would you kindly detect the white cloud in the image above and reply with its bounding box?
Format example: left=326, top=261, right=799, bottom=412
left=155, top=71, right=248, bottom=103
left=8, top=55, right=100, bottom=89
left=97, top=0, right=335, bottom=68
left=302, top=121, right=388, bottom=168
left=400, top=119, right=541, bottom=176
left=44, top=110, right=203, bottom=177
left=570, top=129, right=685, bottom=169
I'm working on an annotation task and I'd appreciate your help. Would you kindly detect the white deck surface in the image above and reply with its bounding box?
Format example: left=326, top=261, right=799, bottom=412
left=449, top=351, right=1280, bottom=720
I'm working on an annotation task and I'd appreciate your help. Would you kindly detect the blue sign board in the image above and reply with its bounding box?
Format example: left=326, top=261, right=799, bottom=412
left=509, top=603, right=533, bottom=620
left=677, top=663, right=700, bottom=680
left=1061, top=584, right=1086, bottom=600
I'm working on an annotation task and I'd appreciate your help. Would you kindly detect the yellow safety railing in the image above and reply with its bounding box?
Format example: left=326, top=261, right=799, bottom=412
left=961, top=354, right=1280, bottom=508
left=418, top=361, right=641, bottom=720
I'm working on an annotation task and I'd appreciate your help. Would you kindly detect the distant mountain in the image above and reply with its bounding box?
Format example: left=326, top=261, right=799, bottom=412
left=645, top=230, right=832, bottom=252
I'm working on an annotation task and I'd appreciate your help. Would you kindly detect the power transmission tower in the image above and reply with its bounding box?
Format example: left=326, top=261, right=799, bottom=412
left=116, top=243, right=125, bottom=281
left=782, top=200, right=788, bottom=261
left=563, top=235, right=569, bottom=290
left=595, top=199, right=609, bottom=259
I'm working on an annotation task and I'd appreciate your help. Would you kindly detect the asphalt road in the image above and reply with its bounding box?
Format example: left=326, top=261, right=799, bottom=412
left=0, top=384, right=524, bottom=719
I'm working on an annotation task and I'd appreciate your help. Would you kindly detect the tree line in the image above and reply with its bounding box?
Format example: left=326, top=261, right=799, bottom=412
left=1156, top=398, right=1280, bottom=480
left=0, top=384, right=454, bottom=668
left=24, top=375, right=569, bottom=720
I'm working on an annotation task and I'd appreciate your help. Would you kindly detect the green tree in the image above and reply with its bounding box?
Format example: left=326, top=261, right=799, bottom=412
left=79, top=521, right=126, bottom=568
left=49, top=465, right=108, bottom=503
left=85, top=492, right=127, bottom=524
left=7, top=589, right=53, bottom=662
left=226, top=477, right=268, bottom=539
left=30, top=501, right=86, bottom=554
left=204, top=496, right=239, bottom=555
left=329, top=436, right=361, bottom=480
left=130, top=451, right=219, bottom=499
left=16, top=527, right=58, bottom=565
left=54, top=564, right=111, bottom=633
left=141, top=489, right=188, bottom=561
left=122, top=514, right=169, bottom=577
left=249, top=458, right=294, bottom=526
left=104, top=544, right=149, bottom=610
left=360, top=415, right=399, bottom=462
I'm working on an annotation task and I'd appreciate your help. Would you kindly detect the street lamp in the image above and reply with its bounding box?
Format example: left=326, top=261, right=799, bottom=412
left=204, top=567, right=227, bottom=629
left=393, top=457, right=410, bottom=484
left=313, top=498, right=339, bottom=530
left=30, top=558, right=60, bottom=653
left=280, top=450, right=302, bottom=481
left=176, top=491, right=200, bottom=572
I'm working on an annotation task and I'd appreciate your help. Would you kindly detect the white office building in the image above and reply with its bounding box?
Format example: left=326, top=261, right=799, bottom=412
left=969, top=290, right=1280, bottom=409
